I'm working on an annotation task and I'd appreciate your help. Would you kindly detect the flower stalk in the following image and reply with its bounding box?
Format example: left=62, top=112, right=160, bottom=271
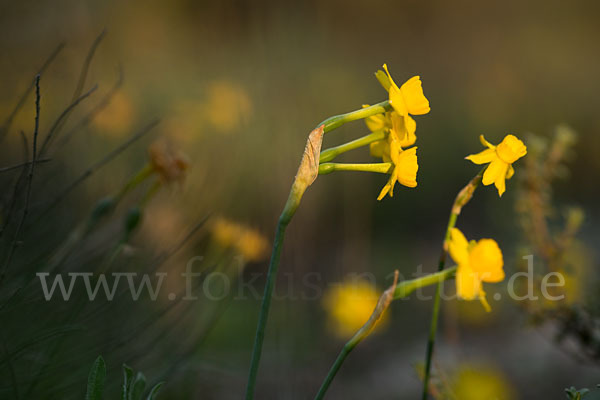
left=421, top=167, right=485, bottom=400
left=318, top=162, right=392, bottom=175
left=315, top=267, right=457, bottom=400
left=319, top=130, right=386, bottom=163
left=247, top=101, right=398, bottom=399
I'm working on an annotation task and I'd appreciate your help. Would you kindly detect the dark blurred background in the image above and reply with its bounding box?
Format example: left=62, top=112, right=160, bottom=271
left=1, top=0, right=600, bottom=398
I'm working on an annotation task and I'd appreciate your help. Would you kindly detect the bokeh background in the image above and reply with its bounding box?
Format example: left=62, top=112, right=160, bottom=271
left=1, top=0, right=600, bottom=398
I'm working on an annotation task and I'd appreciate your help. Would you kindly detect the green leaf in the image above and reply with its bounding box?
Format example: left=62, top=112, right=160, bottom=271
left=85, top=356, right=106, bottom=400
left=146, top=382, right=164, bottom=400
left=129, top=372, right=146, bottom=400
left=122, top=364, right=134, bottom=400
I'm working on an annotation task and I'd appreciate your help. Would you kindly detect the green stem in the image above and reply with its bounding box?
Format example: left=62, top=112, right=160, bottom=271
left=319, top=130, right=387, bottom=163
left=318, top=101, right=391, bottom=134
left=115, top=164, right=153, bottom=201
left=421, top=168, right=485, bottom=400
left=245, top=191, right=301, bottom=399
left=246, top=101, right=391, bottom=399
left=315, top=267, right=457, bottom=400
left=318, top=162, right=392, bottom=175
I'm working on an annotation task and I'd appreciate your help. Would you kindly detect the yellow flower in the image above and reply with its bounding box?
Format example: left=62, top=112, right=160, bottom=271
left=322, top=279, right=386, bottom=339
left=450, top=365, right=516, bottom=400
left=148, top=141, right=190, bottom=184
left=466, top=134, right=527, bottom=197
left=381, top=64, right=430, bottom=138
left=448, top=228, right=504, bottom=312
left=211, top=217, right=270, bottom=262
left=368, top=126, right=418, bottom=200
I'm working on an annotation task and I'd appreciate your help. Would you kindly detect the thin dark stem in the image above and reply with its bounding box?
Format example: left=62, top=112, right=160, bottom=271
left=38, top=84, right=98, bottom=156
left=0, top=75, right=41, bottom=287
left=315, top=342, right=355, bottom=400
left=0, top=159, right=51, bottom=173
left=245, top=216, right=290, bottom=400
left=36, top=119, right=159, bottom=219
left=0, top=43, right=64, bottom=142
left=41, top=30, right=106, bottom=153
left=72, top=29, right=106, bottom=102
left=57, top=66, right=124, bottom=148
left=420, top=168, right=485, bottom=400
left=0, top=134, right=29, bottom=238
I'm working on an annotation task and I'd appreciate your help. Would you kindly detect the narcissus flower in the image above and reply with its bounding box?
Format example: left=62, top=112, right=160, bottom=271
left=448, top=228, right=504, bottom=312
left=466, top=134, right=527, bottom=197
left=365, top=65, right=428, bottom=200
left=380, top=64, right=430, bottom=138
left=370, top=134, right=418, bottom=200
left=148, top=141, right=190, bottom=184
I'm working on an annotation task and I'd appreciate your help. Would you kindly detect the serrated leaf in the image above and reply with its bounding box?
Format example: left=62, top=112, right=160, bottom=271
left=129, top=372, right=146, bottom=400
left=122, top=364, right=134, bottom=400
left=85, top=356, right=106, bottom=400
left=146, top=382, right=164, bottom=400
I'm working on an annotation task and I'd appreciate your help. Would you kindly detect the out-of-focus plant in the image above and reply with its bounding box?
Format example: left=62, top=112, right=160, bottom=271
left=424, top=363, right=516, bottom=400
left=84, top=356, right=164, bottom=400
left=565, top=386, right=591, bottom=400
left=0, top=38, right=214, bottom=400
left=515, top=126, right=600, bottom=363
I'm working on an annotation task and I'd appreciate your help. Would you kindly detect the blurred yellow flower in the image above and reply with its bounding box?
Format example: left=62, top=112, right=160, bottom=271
left=322, top=279, right=386, bottom=339
left=449, top=228, right=504, bottom=312
left=203, top=80, right=252, bottom=133
left=211, top=217, right=269, bottom=262
left=450, top=365, right=516, bottom=400
left=466, top=134, right=527, bottom=197
left=148, top=141, right=190, bottom=184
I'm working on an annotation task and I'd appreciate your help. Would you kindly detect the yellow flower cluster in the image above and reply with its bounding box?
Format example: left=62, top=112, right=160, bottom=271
left=368, top=65, right=430, bottom=200
left=211, top=217, right=270, bottom=262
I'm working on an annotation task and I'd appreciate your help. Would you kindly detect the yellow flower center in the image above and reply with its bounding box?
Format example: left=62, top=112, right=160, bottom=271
left=495, top=134, right=527, bottom=164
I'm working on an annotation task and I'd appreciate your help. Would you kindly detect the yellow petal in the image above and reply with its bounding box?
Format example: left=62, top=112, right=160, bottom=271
left=363, top=105, right=390, bottom=132
left=399, top=76, right=430, bottom=115
left=391, top=113, right=417, bottom=147
left=395, top=146, right=418, bottom=188
left=482, top=159, right=509, bottom=187
left=496, top=134, right=527, bottom=164
left=506, top=164, right=515, bottom=180
left=469, top=239, right=504, bottom=282
left=494, top=172, right=507, bottom=197
left=377, top=169, right=398, bottom=200
left=382, top=64, right=398, bottom=89
left=465, top=148, right=496, bottom=165
left=369, top=140, right=387, bottom=159
left=449, top=228, right=470, bottom=266
left=479, top=134, right=496, bottom=149
left=383, top=64, right=408, bottom=116
left=456, top=263, right=481, bottom=301
left=479, top=289, right=492, bottom=312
